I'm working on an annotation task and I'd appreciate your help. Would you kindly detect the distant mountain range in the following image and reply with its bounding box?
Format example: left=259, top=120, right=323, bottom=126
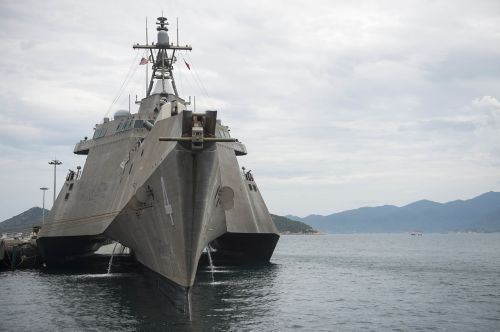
left=0, top=207, right=48, bottom=234
left=288, top=192, right=500, bottom=233
left=0, top=208, right=314, bottom=235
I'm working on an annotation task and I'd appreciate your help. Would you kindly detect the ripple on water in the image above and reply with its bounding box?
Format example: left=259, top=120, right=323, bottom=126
left=1, top=234, right=500, bottom=331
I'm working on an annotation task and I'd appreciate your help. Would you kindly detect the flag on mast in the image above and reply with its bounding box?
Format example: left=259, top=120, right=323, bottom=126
left=139, top=57, right=149, bottom=65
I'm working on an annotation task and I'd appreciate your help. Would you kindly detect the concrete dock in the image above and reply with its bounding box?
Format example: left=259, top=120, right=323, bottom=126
left=1, top=227, right=42, bottom=270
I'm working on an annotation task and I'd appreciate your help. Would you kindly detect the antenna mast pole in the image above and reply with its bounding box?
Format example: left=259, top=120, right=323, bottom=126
left=176, top=17, right=179, bottom=46
left=145, top=16, right=149, bottom=96
left=133, top=16, right=192, bottom=98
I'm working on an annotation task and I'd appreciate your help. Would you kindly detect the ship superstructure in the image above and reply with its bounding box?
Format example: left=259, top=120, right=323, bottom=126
left=37, top=16, right=279, bottom=300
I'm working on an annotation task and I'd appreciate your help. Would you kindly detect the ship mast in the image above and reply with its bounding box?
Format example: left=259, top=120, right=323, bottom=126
left=133, top=16, right=192, bottom=98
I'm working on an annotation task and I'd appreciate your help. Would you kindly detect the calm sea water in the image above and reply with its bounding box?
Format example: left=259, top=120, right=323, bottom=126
left=1, top=234, right=500, bottom=331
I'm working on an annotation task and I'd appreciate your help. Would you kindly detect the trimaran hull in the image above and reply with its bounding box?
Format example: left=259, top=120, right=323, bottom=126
left=37, top=109, right=279, bottom=300
left=36, top=15, right=279, bottom=303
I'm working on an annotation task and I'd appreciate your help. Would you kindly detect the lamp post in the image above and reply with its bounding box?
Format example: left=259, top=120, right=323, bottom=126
left=48, top=159, right=62, bottom=203
left=40, top=187, right=48, bottom=223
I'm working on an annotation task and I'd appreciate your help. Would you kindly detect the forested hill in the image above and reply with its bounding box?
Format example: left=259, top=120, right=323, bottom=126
left=271, top=214, right=319, bottom=234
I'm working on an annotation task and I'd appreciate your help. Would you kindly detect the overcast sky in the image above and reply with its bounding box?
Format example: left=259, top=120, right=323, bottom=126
left=0, top=0, right=499, bottom=220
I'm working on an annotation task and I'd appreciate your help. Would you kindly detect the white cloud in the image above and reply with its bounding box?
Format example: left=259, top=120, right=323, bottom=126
left=0, top=0, right=500, bottom=220
left=473, top=95, right=500, bottom=111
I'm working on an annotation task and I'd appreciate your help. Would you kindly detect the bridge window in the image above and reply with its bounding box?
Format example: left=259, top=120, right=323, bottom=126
left=92, top=127, right=107, bottom=139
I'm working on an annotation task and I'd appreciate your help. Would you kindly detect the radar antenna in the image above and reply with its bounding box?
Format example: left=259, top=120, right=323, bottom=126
left=133, top=16, right=192, bottom=98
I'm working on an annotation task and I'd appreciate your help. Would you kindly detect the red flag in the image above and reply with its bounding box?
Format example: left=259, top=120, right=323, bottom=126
left=139, top=57, right=149, bottom=65
left=184, top=59, right=191, bottom=70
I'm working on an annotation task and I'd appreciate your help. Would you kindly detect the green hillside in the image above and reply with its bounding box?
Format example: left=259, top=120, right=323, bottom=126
left=271, top=214, right=318, bottom=234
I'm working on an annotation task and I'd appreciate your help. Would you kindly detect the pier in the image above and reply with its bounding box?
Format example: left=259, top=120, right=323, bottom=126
left=0, top=226, right=42, bottom=269
left=0, top=238, right=40, bottom=270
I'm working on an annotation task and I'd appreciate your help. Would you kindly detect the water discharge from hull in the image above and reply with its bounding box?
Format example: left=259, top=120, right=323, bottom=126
left=206, top=245, right=215, bottom=283
left=107, top=242, right=119, bottom=274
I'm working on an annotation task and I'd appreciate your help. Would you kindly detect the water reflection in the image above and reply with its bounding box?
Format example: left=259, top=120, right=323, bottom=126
left=5, top=235, right=498, bottom=331
left=27, top=255, right=282, bottom=331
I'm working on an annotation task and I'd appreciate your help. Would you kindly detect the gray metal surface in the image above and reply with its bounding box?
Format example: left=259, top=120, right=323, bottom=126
left=37, top=16, right=279, bottom=291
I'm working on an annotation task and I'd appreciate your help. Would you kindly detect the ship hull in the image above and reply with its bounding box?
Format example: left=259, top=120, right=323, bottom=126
left=37, top=108, right=279, bottom=295
left=104, top=140, right=279, bottom=288
left=208, top=232, right=280, bottom=264
left=37, top=235, right=109, bottom=264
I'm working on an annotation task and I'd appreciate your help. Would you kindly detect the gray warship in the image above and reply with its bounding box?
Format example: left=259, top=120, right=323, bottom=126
left=37, top=16, right=279, bottom=300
